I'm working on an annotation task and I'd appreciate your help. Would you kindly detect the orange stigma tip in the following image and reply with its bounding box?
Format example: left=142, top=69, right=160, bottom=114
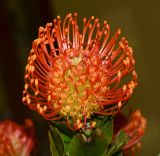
left=131, top=81, right=135, bottom=89
left=89, top=24, right=92, bottom=28
left=117, top=71, right=121, bottom=77
left=83, top=17, right=87, bottom=22
left=39, top=26, right=44, bottom=30
left=104, top=30, right=107, bottom=35
left=74, top=12, right=77, bottom=16
left=77, top=123, right=83, bottom=129
left=129, top=88, right=133, bottom=94
left=106, top=24, right=110, bottom=29
left=91, top=16, right=94, bottom=20
left=48, top=94, right=51, bottom=102
left=34, top=90, right=39, bottom=96
left=117, top=29, right=121, bottom=34
left=22, top=97, right=26, bottom=102
left=123, top=85, right=127, bottom=92
left=132, top=70, right=136, bottom=75
left=68, top=13, right=72, bottom=17
left=37, top=103, right=40, bottom=109
left=39, top=107, right=43, bottom=114
left=118, top=101, right=122, bottom=108
left=23, top=90, right=26, bottom=94
left=43, top=106, right=47, bottom=111
left=92, top=121, right=96, bottom=127
left=95, top=18, right=99, bottom=22
left=24, top=84, right=28, bottom=90
left=24, top=74, right=29, bottom=79
left=97, top=23, right=100, bottom=27
left=35, top=79, right=38, bottom=87
left=26, top=94, right=29, bottom=99
left=27, top=98, right=31, bottom=104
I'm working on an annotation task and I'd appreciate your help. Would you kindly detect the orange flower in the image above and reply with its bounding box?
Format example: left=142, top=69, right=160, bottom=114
left=22, top=13, right=137, bottom=130
left=0, top=119, right=36, bottom=156
left=114, top=110, right=146, bottom=156
left=122, top=110, right=146, bottom=155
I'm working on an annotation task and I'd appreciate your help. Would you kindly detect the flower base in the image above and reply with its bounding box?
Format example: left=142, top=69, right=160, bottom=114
left=49, top=116, right=128, bottom=156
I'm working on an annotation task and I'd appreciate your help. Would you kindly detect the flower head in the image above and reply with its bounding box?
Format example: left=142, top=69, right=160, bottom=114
left=0, top=119, right=36, bottom=156
left=22, top=13, right=137, bottom=130
left=113, top=110, right=146, bottom=155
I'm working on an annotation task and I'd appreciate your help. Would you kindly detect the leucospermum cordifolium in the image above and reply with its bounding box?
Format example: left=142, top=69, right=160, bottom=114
left=22, top=12, right=137, bottom=131
left=0, top=119, right=35, bottom=156
left=113, top=110, right=146, bottom=155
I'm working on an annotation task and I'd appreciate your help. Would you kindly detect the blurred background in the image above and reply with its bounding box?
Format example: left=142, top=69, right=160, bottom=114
left=0, top=0, right=160, bottom=155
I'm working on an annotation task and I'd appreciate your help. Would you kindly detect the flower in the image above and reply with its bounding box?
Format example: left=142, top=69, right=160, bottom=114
left=0, top=119, right=36, bottom=156
left=113, top=110, right=146, bottom=155
left=22, top=13, right=137, bottom=130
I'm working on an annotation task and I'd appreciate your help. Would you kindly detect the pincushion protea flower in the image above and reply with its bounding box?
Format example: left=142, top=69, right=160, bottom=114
left=22, top=12, right=137, bottom=130
left=0, top=119, right=36, bottom=156
left=113, top=110, right=146, bottom=156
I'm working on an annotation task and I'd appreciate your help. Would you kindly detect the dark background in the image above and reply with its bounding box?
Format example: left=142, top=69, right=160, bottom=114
left=0, top=0, right=160, bottom=155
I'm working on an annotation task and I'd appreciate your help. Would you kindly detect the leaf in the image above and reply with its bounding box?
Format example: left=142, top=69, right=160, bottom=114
left=94, top=115, right=105, bottom=128
left=102, top=118, right=113, bottom=145
left=49, top=126, right=65, bottom=156
left=106, top=131, right=128, bottom=156
left=60, top=132, right=72, bottom=155
left=51, top=121, right=75, bottom=138
left=60, top=132, right=72, bottom=143
left=69, top=128, right=108, bottom=156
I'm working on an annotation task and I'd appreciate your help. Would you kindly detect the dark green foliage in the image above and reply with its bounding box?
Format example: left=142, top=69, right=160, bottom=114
left=49, top=117, right=128, bottom=156
left=68, top=130, right=108, bottom=156
left=106, top=131, right=128, bottom=156
left=49, top=126, right=65, bottom=156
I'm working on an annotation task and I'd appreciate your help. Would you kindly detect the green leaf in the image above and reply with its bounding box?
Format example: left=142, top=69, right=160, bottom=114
left=106, top=131, right=128, bottom=156
left=94, top=115, right=105, bottom=128
left=51, top=121, right=75, bottom=138
left=69, top=128, right=108, bottom=156
left=60, top=132, right=72, bottom=143
left=94, top=115, right=113, bottom=145
left=102, top=118, right=113, bottom=145
left=60, top=132, right=72, bottom=156
left=49, top=126, right=65, bottom=156
left=83, top=129, right=93, bottom=137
